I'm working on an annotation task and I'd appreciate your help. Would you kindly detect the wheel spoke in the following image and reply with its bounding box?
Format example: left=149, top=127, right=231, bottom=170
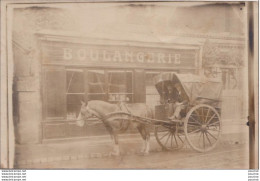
left=205, top=107, right=210, bottom=123
left=156, top=127, right=170, bottom=132
left=173, top=134, right=178, bottom=147
left=195, top=109, right=204, bottom=123
left=206, top=113, right=217, bottom=125
left=187, top=124, right=200, bottom=128
left=201, top=107, right=208, bottom=123
left=207, top=128, right=220, bottom=132
left=159, top=131, right=170, bottom=140
left=198, top=132, right=202, bottom=146
left=171, top=133, right=173, bottom=147
left=205, top=132, right=212, bottom=145
left=188, top=128, right=201, bottom=134
left=203, top=132, right=205, bottom=150
left=177, top=135, right=184, bottom=143
left=206, top=130, right=218, bottom=140
left=165, top=132, right=171, bottom=145
left=157, top=130, right=169, bottom=133
left=207, top=121, right=220, bottom=127
left=189, top=115, right=202, bottom=125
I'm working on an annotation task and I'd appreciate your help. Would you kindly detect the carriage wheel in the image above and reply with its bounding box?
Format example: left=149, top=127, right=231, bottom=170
left=155, top=122, right=186, bottom=151
left=184, top=104, right=221, bottom=152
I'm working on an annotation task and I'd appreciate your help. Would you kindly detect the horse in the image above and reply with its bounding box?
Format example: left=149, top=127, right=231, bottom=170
left=76, top=100, right=154, bottom=156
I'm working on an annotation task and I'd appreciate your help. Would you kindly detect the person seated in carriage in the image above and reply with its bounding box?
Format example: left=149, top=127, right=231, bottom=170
left=162, top=83, right=188, bottom=121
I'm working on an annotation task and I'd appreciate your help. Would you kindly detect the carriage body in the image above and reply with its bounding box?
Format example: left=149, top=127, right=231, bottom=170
left=153, top=72, right=223, bottom=152
left=154, top=72, right=222, bottom=120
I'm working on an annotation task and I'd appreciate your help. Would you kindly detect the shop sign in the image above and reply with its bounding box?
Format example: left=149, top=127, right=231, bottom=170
left=42, top=42, right=197, bottom=67
left=63, top=48, right=182, bottom=64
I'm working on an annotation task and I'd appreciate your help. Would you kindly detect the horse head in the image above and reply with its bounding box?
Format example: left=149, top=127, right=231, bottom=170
left=76, top=101, right=96, bottom=127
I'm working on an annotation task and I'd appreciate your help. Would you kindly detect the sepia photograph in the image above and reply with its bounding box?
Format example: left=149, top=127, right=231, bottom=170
left=0, top=0, right=258, bottom=170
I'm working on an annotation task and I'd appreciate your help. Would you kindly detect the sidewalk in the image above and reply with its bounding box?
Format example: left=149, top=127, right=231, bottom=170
left=14, top=130, right=249, bottom=168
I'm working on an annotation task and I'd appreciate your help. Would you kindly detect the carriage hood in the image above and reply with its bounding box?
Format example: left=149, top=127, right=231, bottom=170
left=154, top=72, right=222, bottom=103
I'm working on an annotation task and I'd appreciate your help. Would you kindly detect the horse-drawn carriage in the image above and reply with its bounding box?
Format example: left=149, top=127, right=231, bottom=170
left=77, top=72, right=222, bottom=154
left=153, top=72, right=222, bottom=152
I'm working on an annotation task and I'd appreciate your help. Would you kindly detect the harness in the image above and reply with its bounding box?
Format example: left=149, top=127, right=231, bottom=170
left=82, top=102, right=132, bottom=131
left=118, top=101, right=131, bottom=114
left=112, top=102, right=133, bottom=131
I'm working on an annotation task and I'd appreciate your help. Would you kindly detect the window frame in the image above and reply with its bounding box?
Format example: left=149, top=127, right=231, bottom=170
left=107, top=70, right=134, bottom=103
left=42, top=66, right=135, bottom=121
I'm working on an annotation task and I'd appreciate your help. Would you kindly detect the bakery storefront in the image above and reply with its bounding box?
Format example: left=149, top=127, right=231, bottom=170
left=38, top=35, right=201, bottom=140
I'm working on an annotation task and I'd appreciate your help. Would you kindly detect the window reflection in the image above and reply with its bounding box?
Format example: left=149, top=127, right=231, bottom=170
left=88, top=70, right=105, bottom=93
left=108, top=71, right=133, bottom=102
left=87, top=70, right=106, bottom=101
left=66, top=69, right=84, bottom=120
left=146, top=71, right=160, bottom=106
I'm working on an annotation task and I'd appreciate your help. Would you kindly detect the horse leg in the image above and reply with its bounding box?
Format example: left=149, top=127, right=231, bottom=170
left=111, top=133, right=120, bottom=156
left=137, top=126, right=149, bottom=154
left=143, top=126, right=150, bottom=154
left=105, top=124, right=120, bottom=156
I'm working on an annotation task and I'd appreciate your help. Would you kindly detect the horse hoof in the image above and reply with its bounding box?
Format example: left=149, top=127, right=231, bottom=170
left=142, top=152, right=149, bottom=156
left=138, top=151, right=149, bottom=156
left=110, top=152, right=120, bottom=156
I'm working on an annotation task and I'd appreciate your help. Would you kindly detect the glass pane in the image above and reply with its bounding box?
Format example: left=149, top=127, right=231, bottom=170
left=88, top=94, right=106, bottom=101
left=67, top=94, right=84, bottom=105
left=108, top=72, right=125, bottom=93
left=88, top=70, right=105, bottom=93
left=107, top=71, right=133, bottom=103
left=66, top=69, right=84, bottom=93
left=108, top=71, right=133, bottom=93
left=108, top=93, right=132, bottom=102
left=67, top=94, right=84, bottom=120
left=126, top=71, right=133, bottom=93
left=145, top=72, right=160, bottom=106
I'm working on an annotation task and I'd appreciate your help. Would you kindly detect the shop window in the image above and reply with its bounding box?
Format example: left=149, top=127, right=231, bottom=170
left=66, top=69, right=84, bottom=120
left=44, top=68, right=134, bottom=121
left=87, top=70, right=106, bottom=101
left=221, top=68, right=238, bottom=90
left=108, top=71, right=133, bottom=102
left=145, top=71, right=160, bottom=106
left=204, top=67, right=238, bottom=90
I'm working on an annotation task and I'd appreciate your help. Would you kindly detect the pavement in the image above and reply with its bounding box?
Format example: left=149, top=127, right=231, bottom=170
left=14, top=130, right=250, bottom=169
left=17, top=143, right=249, bottom=169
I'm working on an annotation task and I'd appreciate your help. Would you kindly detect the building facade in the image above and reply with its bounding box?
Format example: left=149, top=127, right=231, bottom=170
left=12, top=2, right=247, bottom=144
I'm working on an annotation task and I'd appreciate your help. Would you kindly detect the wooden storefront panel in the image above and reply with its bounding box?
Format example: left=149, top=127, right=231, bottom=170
left=42, top=122, right=107, bottom=139
left=44, top=67, right=66, bottom=119
left=134, top=69, right=146, bottom=103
